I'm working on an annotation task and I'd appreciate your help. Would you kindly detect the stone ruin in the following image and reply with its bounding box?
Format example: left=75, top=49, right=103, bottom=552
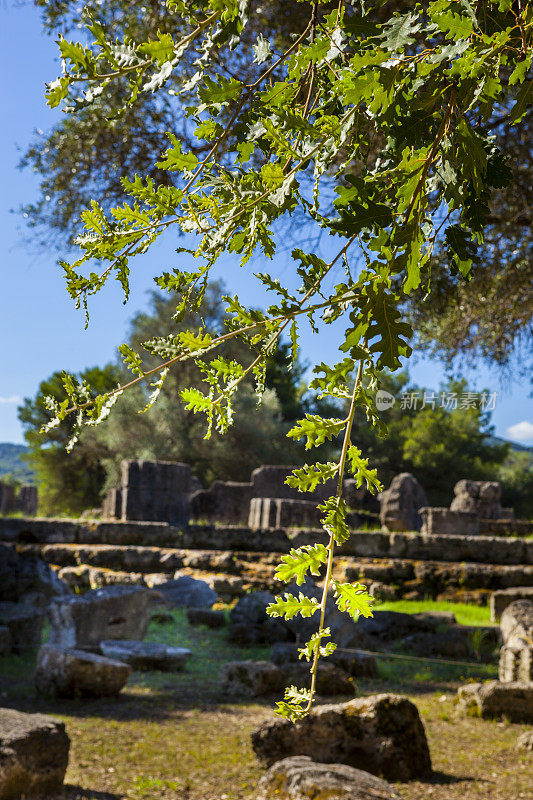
left=379, top=473, right=427, bottom=532
left=420, top=479, right=520, bottom=537
left=102, top=460, right=378, bottom=529
left=458, top=598, right=533, bottom=723
left=0, top=482, right=38, bottom=516
left=102, top=460, right=201, bottom=526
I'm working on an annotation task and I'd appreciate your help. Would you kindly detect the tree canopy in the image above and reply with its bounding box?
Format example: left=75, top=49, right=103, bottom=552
left=38, top=0, right=533, bottom=717
left=23, top=0, right=533, bottom=376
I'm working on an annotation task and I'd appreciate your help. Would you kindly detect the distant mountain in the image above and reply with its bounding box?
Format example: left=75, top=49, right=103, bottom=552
left=489, top=436, right=533, bottom=455
left=0, top=443, right=34, bottom=483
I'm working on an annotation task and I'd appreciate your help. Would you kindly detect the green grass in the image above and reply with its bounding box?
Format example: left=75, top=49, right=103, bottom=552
left=376, top=599, right=493, bottom=626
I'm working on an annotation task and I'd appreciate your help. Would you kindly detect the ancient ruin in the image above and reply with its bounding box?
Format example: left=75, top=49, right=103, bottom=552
left=0, top=482, right=37, bottom=517
left=420, top=479, right=528, bottom=537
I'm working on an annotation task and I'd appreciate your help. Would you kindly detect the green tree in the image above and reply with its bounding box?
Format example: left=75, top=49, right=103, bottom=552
left=400, top=382, right=509, bottom=506
left=21, top=283, right=316, bottom=507
left=496, top=450, right=533, bottom=519
left=18, top=365, right=120, bottom=515
left=42, top=0, right=533, bottom=717
left=94, top=282, right=314, bottom=488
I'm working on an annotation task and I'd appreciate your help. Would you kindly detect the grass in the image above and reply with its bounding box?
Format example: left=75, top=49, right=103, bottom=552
left=0, top=606, right=529, bottom=800
left=376, top=599, right=493, bottom=626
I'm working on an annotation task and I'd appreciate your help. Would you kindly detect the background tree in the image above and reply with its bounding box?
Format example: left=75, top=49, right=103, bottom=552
left=18, top=365, right=120, bottom=515
left=19, top=282, right=319, bottom=510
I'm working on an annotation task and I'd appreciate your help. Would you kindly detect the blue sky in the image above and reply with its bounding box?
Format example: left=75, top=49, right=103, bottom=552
left=1, top=2, right=532, bottom=447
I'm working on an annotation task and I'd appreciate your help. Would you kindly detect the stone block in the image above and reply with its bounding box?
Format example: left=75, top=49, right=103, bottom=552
left=251, top=694, right=432, bottom=781
left=221, top=660, right=284, bottom=697
left=419, top=507, right=479, bottom=536
left=380, top=473, right=427, bottom=532
left=0, top=544, right=70, bottom=603
left=101, top=487, right=122, bottom=519
left=154, top=575, right=217, bottom=608
left=249, top=497, right=323, bottom=530
left=451, top=480, right=508, bottom=520
left=256, top=756, right=400, bottom=800
left=100, top=640, right=191, bottom=671
left=458, top=681, right=533, bottom=723
left=0, top=603, right=44, bottom=652
left=16, top=485, right=38, bottom=516
left=0, top=707, right=70, bottom=799
left=0, top=483, right=16, bottom=516
left=35, top=644, right=131, bottom=697
left=491, top=587, right=533, bottom=621
left=190, top=480, right=253, bottom=525
left=47, top=585, right=155, bottom=649
left=517, top=731, right=533, bottom=751
left=120, top=459, right=193, bottom=525
left=186, top=607, right=226, bottom=628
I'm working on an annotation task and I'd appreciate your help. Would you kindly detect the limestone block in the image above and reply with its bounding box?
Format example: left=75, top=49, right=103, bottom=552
left=0, top=708, right=70, bottom=800
left=47, top=585, right=155, bottom=649
left=458, top=681, right=533, bottom=723
left=100, top=640, right=191, bottom=671
left=0, top=602, right=44, bottom=652
left=380, top=473, right=427, bottom=532
left=251, top=694, right=432, bottom=781
left=419, top=507, right=479, bottom=536
left=491, top=587, right=533, bottom=621
left=256, top=756, right=400, bottom=800
left=35, top=644, right=131, bottom=697
left=499, top=645, right=533, bottom=683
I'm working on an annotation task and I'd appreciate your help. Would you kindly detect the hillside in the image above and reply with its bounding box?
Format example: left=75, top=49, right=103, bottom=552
left=0, top=443, right=34, bottom=483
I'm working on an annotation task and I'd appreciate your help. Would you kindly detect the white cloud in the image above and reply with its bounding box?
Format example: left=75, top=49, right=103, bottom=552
left=506, top=421, right=533, bottom=445
left=0, top=395, right=21, bottom=404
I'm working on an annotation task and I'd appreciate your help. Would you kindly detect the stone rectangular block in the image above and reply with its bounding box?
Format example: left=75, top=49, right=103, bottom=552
left=48, top=585, right=155, bottom=649
left=420, top=507, right=479, bottom=536
left=0, top=708, right=70, bottom=800
left=458, top=681, right=533, bottom=723
left=490, top=587, right=533, bottom=620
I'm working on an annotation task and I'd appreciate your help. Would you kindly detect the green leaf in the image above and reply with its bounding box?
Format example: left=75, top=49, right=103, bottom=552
left=298, top=628, right=337, bottom=662
left=266, top=593, right=321, bottom=620
left=274, top=685, right=312, bottom=720
left=286, top=462, right=338, bottom=493
left=139, top=32, right=175, bottom=65
left=347, top=446, right=382, bottom=493
left=509, top=81, right=533, bottom=125
left=287, top=415, right=345, bottom=449
left=318, top=496, right=350, bottom=545
left=431, top=10, right=475, bottom=40
left=156, top=134, right=199, bottom=173
left=333, top=580, right=374, bottom=620
left=274, top=544, right=329, bottom=585
left=118, top=343, right=144, bottom=377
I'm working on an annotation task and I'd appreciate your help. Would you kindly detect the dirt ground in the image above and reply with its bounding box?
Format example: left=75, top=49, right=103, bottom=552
left=1, top=609, right=531, bottom=800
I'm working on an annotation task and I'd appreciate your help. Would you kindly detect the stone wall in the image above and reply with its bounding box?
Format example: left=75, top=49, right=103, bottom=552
left=190, top=481, right=254, bottom=525
left=3, top=517, right=532, bottom=565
